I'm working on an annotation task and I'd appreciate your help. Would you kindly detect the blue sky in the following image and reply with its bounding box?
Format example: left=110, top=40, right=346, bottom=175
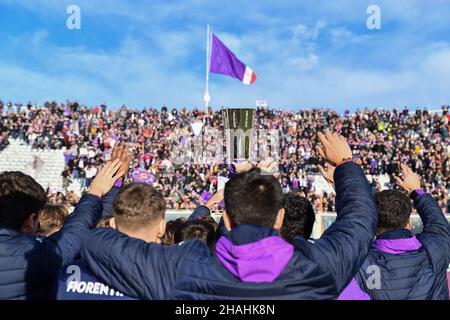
left=0, top=0, right=449, bottom=111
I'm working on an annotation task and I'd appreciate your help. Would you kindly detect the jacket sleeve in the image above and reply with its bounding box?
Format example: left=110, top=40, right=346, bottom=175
left=43, top=194, right=103, bottom=266
left=101, top=186, right=120, bottom=216
left=81, top=228, right=194, bottom=300
left=188, top=205, right=228, bottom=237
left=293, top=162, right=377, bottom=293
left=415, top=193, right=450, bottom=265
left=188, top=205, right=211, bottom=220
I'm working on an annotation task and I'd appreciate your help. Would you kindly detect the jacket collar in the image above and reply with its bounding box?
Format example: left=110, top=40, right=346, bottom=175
left=377, top=229, right=413, bottom=240
left=372, top=229, right=422, bottom=254
left=226, top=224, right=279, bottom=245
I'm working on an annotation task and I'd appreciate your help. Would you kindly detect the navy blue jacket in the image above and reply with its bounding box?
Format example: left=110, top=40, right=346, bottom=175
left=81, top=162, right=377, bottom=300
left=351, top=193, right=450, bottom=300
left=0, top=193, right=103, bottom=299
left=54, top=260, right=133, bottom=300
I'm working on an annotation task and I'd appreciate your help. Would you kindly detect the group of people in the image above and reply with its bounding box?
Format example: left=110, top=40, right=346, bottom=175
left=0, top=100, right=449, bottom=213
left=0, top=132, right=449, bottom=300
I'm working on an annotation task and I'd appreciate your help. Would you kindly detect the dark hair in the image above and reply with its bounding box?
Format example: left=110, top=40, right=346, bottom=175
left=0, top=171, right=47, bottom=230
left=161, top=217, right=186, bottom=245
left=280, top=193, right=315, bottom=242
left=196, top=215, right=219, bottom=231
left=375, top=190, right=412, bottom=231
left=113, top=183, right=166, bottom=230
left=224, top=168, right=282, bottom=227
left=37, top=204, right=68, bottom=237
left=174, top=219, right=216, bottom=251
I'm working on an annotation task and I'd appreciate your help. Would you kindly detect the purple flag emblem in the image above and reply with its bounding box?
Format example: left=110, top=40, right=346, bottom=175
left=210, top=34, right=257, bottom=85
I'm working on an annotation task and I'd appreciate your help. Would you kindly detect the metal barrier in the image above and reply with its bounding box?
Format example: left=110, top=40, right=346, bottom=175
left=313, top=213, right=450, bottom=238
left=166, top=211, right=450, bottom=239
left=167, top=210, right=450, bottom=272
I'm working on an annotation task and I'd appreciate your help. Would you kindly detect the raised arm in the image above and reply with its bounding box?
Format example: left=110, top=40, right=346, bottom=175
left=188, top=205, right=212, bottom=220
left=189, top=189, right=223, bottom=220
left=102, top=142, right=132, bottom=216
left=395, top=164, right=450, bottom=262
left=414, top=193, right=450, bottom=258
left=188, top=189, right=228, bottom=236
left=294, top=132, right=377, bottom=293
left=45, top=159, right=125, bottom=265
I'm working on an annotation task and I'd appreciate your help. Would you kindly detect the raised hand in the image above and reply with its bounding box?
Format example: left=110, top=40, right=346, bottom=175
left=318, top=162, right=336, bottom=189
left=257, top=158, right=278, bottom=175
left=395, top=163, right=421, bottom=193
left=316, top=131, right=352, bottom=167
left=88, top=159, right=125, bottom=198
left=234, top=161, right=253, bottom=173
left=206, top=189, right=224, bottom=210
left=111, top=142, right=132, bottom=182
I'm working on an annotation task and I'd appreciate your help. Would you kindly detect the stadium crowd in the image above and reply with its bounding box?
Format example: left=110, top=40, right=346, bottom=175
left=0, top=100, right=449, bottom=214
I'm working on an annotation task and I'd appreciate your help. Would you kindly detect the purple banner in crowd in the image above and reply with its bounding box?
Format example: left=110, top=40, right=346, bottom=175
left=130, top=168, right=155, bottom=185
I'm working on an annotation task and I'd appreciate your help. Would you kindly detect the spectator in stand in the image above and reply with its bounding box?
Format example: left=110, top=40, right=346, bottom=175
left=85, top=164, right=97, bottom=189
left=1, top=100, right=448, bottom=212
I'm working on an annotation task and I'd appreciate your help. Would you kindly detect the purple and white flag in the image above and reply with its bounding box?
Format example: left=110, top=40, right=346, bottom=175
left=210, top=34, right=257, bottom=85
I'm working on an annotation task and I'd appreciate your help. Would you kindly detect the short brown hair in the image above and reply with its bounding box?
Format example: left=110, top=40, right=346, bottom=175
left=0, top=171, right=47, bottom=230
left=113, top=183, right=166, bottom=229
left=174, top=219, right=216, bottom=251
left=37, top=204, right=69, bottom=237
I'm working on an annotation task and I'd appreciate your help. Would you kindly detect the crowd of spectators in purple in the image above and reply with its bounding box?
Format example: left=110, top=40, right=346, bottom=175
left=0, top=99, right=449, bottom=213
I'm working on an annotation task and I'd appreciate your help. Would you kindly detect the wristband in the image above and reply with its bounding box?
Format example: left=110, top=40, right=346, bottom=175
left=409, top=189, right=425, bottom=200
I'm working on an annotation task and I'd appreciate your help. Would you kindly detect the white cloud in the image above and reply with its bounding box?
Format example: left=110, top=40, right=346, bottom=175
left=330, top=27, right=371, bottom=44
left=1, top=0, right=450, bottom=110
left=290, top=54, right=319, bottom=70
left=293, top=19, right=326, bottom=42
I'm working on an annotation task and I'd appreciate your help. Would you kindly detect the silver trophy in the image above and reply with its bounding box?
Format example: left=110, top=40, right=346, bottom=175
left=223, top=108, right=255, bottom=163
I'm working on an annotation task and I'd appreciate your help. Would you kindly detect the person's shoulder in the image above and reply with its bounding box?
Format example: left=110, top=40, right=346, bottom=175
left=168, top=239, right=209, bottom=251
left=165, top=239, right=212, bottom=259
left=0, top=228, right=55, bottom=251
left=282, top=242, right=336, bottom=279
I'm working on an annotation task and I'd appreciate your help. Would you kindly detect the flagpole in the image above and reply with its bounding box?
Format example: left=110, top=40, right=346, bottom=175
left=204, top=24, right=211, bottom=114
